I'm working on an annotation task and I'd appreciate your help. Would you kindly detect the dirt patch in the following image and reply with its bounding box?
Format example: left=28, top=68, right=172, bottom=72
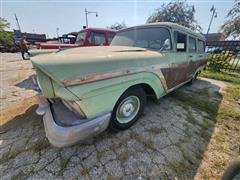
left=0, top=97, right=37, bottom=131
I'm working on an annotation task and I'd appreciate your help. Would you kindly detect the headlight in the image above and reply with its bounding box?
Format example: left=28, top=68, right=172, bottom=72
left=62, top=100, right=86, bottom=119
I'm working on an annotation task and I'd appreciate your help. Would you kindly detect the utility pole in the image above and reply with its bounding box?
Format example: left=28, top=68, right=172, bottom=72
left=85, top=8, right=98, bottom=28
left=206, top=5, right=217, bottom=38
left=14, top=13, right=21, bottom=32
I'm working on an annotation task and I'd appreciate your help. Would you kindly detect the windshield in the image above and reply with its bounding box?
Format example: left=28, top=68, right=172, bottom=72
left=111, top=27, right=171, bottom=51
left=75, top=31, right=87, bottom=45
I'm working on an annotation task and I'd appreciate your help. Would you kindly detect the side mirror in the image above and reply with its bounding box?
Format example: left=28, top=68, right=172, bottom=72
left=160, top=39, right=171, bottom=51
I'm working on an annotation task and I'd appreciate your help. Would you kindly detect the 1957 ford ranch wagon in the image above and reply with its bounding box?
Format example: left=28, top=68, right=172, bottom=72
left=31, top=22, right=207, bottom=147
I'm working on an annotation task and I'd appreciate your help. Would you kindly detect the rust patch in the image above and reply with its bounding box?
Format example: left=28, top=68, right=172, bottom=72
left=63, top=69, right=144, bottom=87
left=161, top=59, right=207, bottom=89
left=63, top=59, right=207, bottom=91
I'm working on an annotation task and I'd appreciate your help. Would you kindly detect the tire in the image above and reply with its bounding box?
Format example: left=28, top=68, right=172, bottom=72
left=109, top=86, right=146, bottom=131
left=222, top=158, right=240, bottom=180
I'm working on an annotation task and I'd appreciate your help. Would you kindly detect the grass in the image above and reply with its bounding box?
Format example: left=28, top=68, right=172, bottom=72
left=170, top=90, right=219, bottom=120
left=187, top=70, right=240, bottom=179
left=200, top=70, right=240, bottom=84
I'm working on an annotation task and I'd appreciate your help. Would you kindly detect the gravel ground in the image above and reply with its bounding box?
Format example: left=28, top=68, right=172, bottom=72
left=0, top=53, right=235, bottom=179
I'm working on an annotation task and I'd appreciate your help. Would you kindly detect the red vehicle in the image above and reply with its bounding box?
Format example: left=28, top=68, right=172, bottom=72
left=38, top=28, right=116, bottom=49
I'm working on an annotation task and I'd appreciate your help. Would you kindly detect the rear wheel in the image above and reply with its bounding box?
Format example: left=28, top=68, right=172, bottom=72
left=109, top=86, right=146, bottom=131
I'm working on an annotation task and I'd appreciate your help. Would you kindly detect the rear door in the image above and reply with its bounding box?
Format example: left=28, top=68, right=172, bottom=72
left=187, top=36, right=197, bottom=79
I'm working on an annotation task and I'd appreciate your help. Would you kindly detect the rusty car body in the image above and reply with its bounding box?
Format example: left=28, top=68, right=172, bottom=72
left=31, top=22, right=207, bottom=147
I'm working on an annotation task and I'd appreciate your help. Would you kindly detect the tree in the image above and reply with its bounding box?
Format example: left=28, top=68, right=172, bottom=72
left=146, top=0, right=202, bottom=31
left=0, top=17, right=10, bottom=31
left=0, top=17, right=14, bottom=45
left=107, top=21, right=127, bottom=30
left=220, top=0, right=240, bottom=39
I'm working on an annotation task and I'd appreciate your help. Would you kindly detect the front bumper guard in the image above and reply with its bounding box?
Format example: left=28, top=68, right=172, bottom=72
left=35, top=93, right=111, bottom=147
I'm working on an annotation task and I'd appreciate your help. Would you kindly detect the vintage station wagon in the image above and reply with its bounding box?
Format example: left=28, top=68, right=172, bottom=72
left=31, top=22, right=207, bottom=147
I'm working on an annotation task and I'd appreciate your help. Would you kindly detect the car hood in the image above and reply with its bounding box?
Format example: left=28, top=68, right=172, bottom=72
left=31, top=46, right=165, bottom=85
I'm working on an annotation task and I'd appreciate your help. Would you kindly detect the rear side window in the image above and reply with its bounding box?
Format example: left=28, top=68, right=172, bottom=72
left=188, top=37, right=196, bottom=52
left=174, top=31, right=187, bottom=52
left=108, top=32, right=115, bottom=44
left=198, top=40, right=205, bottom=52
left=88, top=32, right=106, bottom=45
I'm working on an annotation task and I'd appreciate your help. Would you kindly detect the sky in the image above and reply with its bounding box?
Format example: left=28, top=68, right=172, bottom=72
left=1, top=0, right=234, bottom=38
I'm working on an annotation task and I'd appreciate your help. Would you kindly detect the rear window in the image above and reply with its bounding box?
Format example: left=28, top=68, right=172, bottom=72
left=88, top=32, right=106, bottom=45
left=198, top=40, right=205, bottom=52
left=188, top=37, right=196, bottom=52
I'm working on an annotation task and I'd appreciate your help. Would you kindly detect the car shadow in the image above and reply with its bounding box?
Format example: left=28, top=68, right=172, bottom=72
left=0, top=78, right=223, bottom=179
left=14, top=74, right=36, bottom=90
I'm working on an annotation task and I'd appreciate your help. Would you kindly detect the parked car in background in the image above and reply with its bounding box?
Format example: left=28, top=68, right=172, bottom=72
left=31, top=22, right=207, bottom=147
left=37, top=28, right=116, bottom=49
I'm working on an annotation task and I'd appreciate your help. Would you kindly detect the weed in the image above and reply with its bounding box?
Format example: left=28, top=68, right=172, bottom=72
left=96, top=151, right=104, bottom=161
left=80, top=167, right=89, bottom=176
left=60, top=158, right=69, bottom=170
left=169, top=160, right=185, bottom=173
left=146, top=127, right=164, bottom=134
left=199, top=120, right=213, bottom=129
left=32, top=138, right=50, bottom=152
left=212, top=133, right=225, bottom=143
left=131, top=132, right=155, bottom=150
left=117, top=152, right=129, bottom=162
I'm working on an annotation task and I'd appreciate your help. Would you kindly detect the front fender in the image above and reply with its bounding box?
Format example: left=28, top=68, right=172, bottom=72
left=67, top=72, right=165, bottom=119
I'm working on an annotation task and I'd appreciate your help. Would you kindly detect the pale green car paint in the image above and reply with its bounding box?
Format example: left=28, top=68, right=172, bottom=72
left=31, top=46, right=168, bottom=118
left=31, top=25, right=205, bottom=119
left=67, top=72, right=165, bottom=118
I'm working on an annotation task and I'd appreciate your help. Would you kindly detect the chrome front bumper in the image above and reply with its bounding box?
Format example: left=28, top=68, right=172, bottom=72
left=36, top=94, right=111, bottom=147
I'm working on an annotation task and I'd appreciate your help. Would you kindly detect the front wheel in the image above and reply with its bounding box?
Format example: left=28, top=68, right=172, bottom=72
left=109, top=86, right=146, bottom=131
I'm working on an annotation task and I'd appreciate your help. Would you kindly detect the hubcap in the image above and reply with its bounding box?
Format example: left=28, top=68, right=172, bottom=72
left=116, top=96, right=140, bottom=124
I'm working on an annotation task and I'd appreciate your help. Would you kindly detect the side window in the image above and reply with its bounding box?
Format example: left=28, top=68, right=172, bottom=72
left=108, top=32, right=115, bottom=44
left=88, top=32, right=106, bottom=45
left=188, top=37, right=196, bottom=52
left=174, top=31, right=187, bottom=52
left=198, top=40, right=205, bottom=52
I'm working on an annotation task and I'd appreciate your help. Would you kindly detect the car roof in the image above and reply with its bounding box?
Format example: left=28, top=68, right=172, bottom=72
left=80, top=28, right=117, bottom=33
left=118, top=22, right=205, bottom=41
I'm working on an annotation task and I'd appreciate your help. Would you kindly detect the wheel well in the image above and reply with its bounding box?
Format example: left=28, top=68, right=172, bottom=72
left=128, top=83, right=157, bottom=100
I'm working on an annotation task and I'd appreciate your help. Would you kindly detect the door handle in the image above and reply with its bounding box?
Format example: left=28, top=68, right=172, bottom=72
left=188, top=55, right=193, bottom=58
